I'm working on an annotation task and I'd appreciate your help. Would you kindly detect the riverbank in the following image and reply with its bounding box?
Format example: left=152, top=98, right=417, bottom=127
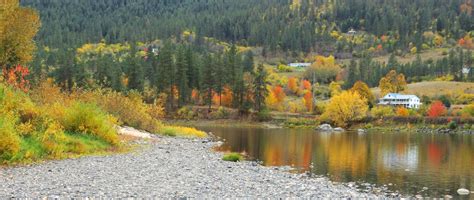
left=0, top=133, right=385, bottom=198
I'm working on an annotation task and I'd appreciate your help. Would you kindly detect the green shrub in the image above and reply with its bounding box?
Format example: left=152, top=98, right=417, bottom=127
left=176, top=106, right=195, bottom=120
left=256, top=108, right=271, bottom=121
left=448, top=121, right=457, bottom=130
left=222, top=153, right=243, bottom=162
left=62, top=102, right=119, bottom=145
left=162, top=127, right=177, bottom=137
left=212, top=106, right=230, bottom=119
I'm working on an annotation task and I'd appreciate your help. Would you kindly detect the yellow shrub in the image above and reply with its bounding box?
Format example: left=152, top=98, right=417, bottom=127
left=162, top=126, right=207, bottom=138
left=40, top=121, right=67, bottom=158
left=82, top=90, right=164, bottom=133
left=370, top=106, right=395, bottom=119
left=0, top=115, right=21, bottom=160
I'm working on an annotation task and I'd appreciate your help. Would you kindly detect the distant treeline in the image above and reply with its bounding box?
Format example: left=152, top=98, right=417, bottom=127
left=22, top=0, right=473, bottom=53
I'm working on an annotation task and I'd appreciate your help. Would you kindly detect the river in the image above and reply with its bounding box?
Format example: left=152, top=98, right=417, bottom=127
left=198, top=126, right=474, bottom=198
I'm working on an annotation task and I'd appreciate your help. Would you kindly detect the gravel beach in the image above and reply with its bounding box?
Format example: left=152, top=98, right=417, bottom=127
left=0, top=135, right=383, bottom=198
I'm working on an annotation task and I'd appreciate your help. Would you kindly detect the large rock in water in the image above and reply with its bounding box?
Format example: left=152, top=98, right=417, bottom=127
left=457, top=188, right=470, bottom=195
left=318, top=124, right=333, bottom=131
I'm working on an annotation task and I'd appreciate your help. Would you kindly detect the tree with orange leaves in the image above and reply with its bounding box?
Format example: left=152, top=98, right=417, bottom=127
left=301, top=80, right=311, bottom=90
left=427, top=101, right=447, bottom=118
left=458, top=35, right=473, bottom=49
left=396, top=107, right=409, bottom=117
left=213, top=86, right=233, bottom=107
left=272, top=85, right=286, bottom=103
left=303, top=91, right=313, bottom=112
left=287, top=77, right=298, bottom=94
left=2, top=64, right=30, bottom=92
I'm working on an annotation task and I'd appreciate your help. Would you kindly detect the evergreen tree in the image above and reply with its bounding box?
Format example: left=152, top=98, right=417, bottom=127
left=176, top=46, right=189, bottom=106
left=253, top=64, right=268, bottom=112
left=201, top=53, right=215, bottom=113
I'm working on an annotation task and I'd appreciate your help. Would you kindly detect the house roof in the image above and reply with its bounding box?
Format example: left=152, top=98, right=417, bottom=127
left=381, top=93, right=419, bottom=100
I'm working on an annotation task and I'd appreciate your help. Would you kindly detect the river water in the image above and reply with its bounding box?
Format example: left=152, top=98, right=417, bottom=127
left=198, top=126, right=474, bottom=198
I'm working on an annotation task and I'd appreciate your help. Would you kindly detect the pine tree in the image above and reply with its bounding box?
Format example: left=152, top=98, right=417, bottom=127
left=201, top=53, right=215, bottom=113
left=242, top=50, right=254, bottom=73
left=126, top=46, right=144, bottom=92
left=158, top=41, right=176, bottom=109
left=253, top=64, right=268, bottom=112
left=176, top=46, right=189, bottom=106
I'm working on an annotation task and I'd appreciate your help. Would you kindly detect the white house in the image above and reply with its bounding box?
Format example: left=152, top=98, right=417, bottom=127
left=378, top=93, right=421, bottom=109
left=288, top=63, right=311, bottom=68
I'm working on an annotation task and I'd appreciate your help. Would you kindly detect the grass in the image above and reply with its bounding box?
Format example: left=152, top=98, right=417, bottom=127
left=337, top=48, right=462, bottom=66
left=372, top=81, right=474, bottom=98
left=222, top=152, right=243, bottom=162
left=5, top=132, right=115, bottom=165
left=161, top=125, right=207, bottom=138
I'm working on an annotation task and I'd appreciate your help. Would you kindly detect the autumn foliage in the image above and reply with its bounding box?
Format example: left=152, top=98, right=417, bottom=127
left=427, top=101, right=447, bottom=118
left=322, top=91, right=368, bottom=127
left=303, top=91, right=313, bottom=112
left=2, top=64, right=30, bottom=92
left=396, top=107, right=409, bottom=117
left=287, top=77, right=298, bottom=94
left=213, top=86, right=233, bottom=107
left=301, top=80, right=311, bottom=90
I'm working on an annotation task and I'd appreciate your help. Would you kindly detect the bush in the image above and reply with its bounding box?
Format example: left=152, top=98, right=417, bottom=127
left=212, top=106, right=230, bottom=119
left=396, top=107, right=410, bottom=117
left=222, top=153, right=243, bottom=162
left=61, top=102, right=119, bottom=145
left=176, top=106, right=195, bottom=120
left=448, top=121, right=457, bottom=130
left=80, top=90, right=164, bottom=133
left=256, top=108, right=272, bottom=121
left=370, top=106, right=394, bottom=119
left=0, top=115, right=21, bottom=160
left=161, top=126, right=207, bottom=138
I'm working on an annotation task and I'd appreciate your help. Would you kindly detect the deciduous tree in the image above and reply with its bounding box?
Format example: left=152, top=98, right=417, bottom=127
left=427, top=101, right=447, bottom=118
left=379, top=70, right=407, bottom=96
left=322, top=91, right=368, bottom=127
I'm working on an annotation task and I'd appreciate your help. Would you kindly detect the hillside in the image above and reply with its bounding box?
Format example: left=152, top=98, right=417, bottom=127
left=21, top=0, right=473, bottom=54
left=372, top=81, right=474, bottom=98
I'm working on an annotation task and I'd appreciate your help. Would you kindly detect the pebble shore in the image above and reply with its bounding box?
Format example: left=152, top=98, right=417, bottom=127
left=0, top=135, right=383, bottom=198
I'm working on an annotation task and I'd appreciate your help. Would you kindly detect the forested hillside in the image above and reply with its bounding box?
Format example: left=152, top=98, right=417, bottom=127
left=21, top=0, right=474, bottom=53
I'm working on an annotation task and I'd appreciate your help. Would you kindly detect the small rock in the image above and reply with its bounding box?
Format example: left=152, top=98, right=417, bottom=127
left=317, top=124, right=333, bottom=131
left=333, top=127, right=345, bottom=132
left=357, top=129, right=366, bottom=133
left=444, top=195, right=453, bottom=199
left=457, top=188, right=470, bottom=195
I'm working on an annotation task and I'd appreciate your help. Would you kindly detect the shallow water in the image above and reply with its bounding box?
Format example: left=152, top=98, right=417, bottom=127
left=199, top=126, right=474, bottom=198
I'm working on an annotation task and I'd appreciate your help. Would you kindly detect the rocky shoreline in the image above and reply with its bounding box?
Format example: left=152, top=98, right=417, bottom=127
left=0, top=133, right=388, bottom=198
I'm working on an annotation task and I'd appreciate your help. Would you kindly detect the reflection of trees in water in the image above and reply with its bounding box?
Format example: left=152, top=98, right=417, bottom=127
left=208, top=126, right=474, bottom=195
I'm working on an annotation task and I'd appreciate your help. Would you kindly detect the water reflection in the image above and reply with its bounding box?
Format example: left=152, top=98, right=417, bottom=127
left=201, top=126, right=474, bottom=197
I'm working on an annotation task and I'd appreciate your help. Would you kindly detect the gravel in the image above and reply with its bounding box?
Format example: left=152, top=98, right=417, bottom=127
left=0, top=136, right=383, bottom=198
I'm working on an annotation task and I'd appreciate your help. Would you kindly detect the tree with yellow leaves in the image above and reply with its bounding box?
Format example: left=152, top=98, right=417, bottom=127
left=378, top=70, right=407, bottom=96
left=322, top=91, right=368, bottom=127
left=350, top=81, right=375, bottom=106
left=305, top=55, right=341, bottom=84
left=329, top=81, right=342, bottom=97
left=0, top=0, right=41, bottom=68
